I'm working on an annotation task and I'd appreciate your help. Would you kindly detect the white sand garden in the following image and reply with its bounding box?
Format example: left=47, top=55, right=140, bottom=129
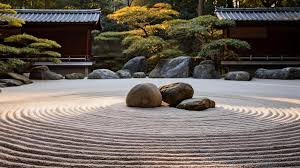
left=0, top=78, right=299, bottom=167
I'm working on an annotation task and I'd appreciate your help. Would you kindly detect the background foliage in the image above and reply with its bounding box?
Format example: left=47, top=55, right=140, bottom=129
left=0, top=3, right=62, bottom=73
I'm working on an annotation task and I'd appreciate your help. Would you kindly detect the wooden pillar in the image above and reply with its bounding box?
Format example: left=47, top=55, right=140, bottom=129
left=85, top=66, right=89, bottom=76
left=86, top=29, right=91, bottom=61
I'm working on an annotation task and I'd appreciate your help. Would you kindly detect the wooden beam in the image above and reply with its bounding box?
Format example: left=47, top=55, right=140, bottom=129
left=221, top=61, right=300, bottom=65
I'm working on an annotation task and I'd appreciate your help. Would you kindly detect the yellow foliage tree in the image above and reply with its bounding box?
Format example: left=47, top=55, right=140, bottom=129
left=108, top=3, right=179, bottom=37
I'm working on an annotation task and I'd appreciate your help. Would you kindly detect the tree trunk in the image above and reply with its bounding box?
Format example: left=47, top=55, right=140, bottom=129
left=140, top=27, right=148, bottom=37
left=44, top=0, right=48, bottom=9
left=127, top=0, right=134, bottom=6
left=197, top=0, right=205, bottom=16
left=261, top=0, right=281, bottom=7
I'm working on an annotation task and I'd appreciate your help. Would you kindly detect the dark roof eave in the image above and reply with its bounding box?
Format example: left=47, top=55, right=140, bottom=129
left=3, top=9, right=102, bottom=24
left=232, top=20, right=300, bottom=24
left=15, top=9, right=101, bottom=13
left=215, top=7, right=300, bottom=12
left=24, top=21, right=99, bottom=24
left=215, top=7, right=300, bottom=22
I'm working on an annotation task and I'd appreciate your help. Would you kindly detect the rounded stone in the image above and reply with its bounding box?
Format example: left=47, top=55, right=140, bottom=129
left=176, top=98, right=216, bottom=111
left=133, top=72, right=146, bottom=78
left=88, top=69, right=119, bottom=79
left=116, top=70, right=132, bottom=79
left=159, top=82, right=194, bottom=107
left=193, top=60, right=220, bottom=79
left=30, top=66, right=63, bottom=80
left=30, top=66, right=49, bottom=73
left=122, top=56, right=147, bottom=74
left=225, top=71, right=251, bottom=81
left=65, top=73, right=85, bottom=80
left=126, top=83, right=162, bottom=108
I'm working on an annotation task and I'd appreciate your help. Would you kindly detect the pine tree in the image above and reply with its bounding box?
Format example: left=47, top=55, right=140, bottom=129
left=0, top=3, right=61, bottom=73
left=0, top=3, right=25, bottom=27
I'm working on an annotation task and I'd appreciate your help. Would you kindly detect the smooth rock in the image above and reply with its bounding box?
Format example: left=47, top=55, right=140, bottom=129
left=0, top=82, right=7, bottom=88
left=199, top=60, right=214, bottom=65
left=255, top=67, right=300, bottom=79
left=30, top=65, right=49, bottom=72
left=116, top=70, right=132, bottom=79
left=88, top=69, right=120, bottom=79
left=225, top=71, right=251, bottom=81
left=122, top=56, right=147, bottom=74
left=30, top=66, right=63, bottom=80
left=149, top=56, right=192, bottom=78
left=176, top=98, right=216, bottom=111
left=193, top=60, right=220, bottom=79
left=65, top=73, right=85, bottom=80
left=159, top=82, right=194, bottom=107
left=126, top=83, right=162, bottom=108
left=133, top=72, right=146, bottom=78
left=0, top=79, right=23, bottom=86
left=7, top=72, right=33, bottom=84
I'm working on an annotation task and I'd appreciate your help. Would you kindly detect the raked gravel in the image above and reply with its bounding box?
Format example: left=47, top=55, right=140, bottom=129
left=0, top=78, right=299, bottom=168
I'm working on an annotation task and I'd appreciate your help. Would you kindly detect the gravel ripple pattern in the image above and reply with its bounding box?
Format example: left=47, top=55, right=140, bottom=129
left=0, top=79, right=299, bottom=168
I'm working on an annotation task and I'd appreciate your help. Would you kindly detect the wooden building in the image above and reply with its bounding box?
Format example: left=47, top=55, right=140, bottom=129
left=2, top=9, right=101, bottom=75
left=215, top=7, right=300, bottom=71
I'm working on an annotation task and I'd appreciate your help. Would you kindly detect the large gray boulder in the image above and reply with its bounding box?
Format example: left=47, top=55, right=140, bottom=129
left=0, top=79, right=23, bottom=87
left=65, top=73, right=85, bottom=80
left=193, top=60, right=220, bottom=79
left=225, top=71, right=251, bottom=81
left=126, top=83, right=162, bottom=108
left=159, top=82, right=194, bottom=107
left=7, top=72, right=33, bottom=84
left=255, top=67, right=300, bottom=80
left=122, top=56, right=147, bottom=74
left=149, top=56, right=192, bottom=78
left=133, top=72, right=146, bottom=78
left=30, top=66, right=63, bottom=80
left=176, top=98, right=216, bottom=111
left=116, top=70, right=132, bottom=79
left=88, top=69, right=120, bottom=79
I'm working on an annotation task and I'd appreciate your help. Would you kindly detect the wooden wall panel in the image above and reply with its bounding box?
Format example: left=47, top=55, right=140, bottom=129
left=228, top=24, right=300, bottom=58
left=22, top=23, right=93, bottom=58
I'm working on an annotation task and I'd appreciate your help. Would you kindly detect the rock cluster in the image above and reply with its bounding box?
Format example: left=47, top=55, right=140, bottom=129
left=149, top=56, right=192, bottom=78
left=126, top=82, right=215, bottom=111
left=122, top=56, right=147, bottom=74
left=22, top=57, right=300, bottom=82
left=159, top=83, right=194, bottom=107
left=7, top=72, right=33, bottom=84
left=0, top=72, right=33, bottom=88
left=65, top=73, right=85, bottom=80
left=30, top=66, right=63, bottom=80
left=193, top=60, right=220, bottom=79
left=88, top=57, right=148, bottom=79
left=116, top=70, right=132, bottom=79
left=133, top=72, right=146, bottom=78
left=88, top=69, right=120, bottom=79
left=0, top=79, right=23, bottom=87
left=225, top=71, right=251, bottom=81
left=255, top=67, right=300, bottom=80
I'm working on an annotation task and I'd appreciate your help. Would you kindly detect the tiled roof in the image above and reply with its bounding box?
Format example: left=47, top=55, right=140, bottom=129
left=215, top=7, right=300, bottom=21
left=2, top=9, right=101, bottom=23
